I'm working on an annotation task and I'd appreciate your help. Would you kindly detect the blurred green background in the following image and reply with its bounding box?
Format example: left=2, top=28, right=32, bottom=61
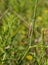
left=0, top=0, right=48, bottom=65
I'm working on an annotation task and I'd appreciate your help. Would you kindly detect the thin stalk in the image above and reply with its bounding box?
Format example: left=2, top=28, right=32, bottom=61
left=41, top=28, right=45, bottom=51
left=18, top=45, right=37, bottom=65
left=41, top=28, right=45, bottom=44
left=30, top=0, right=38, bottom=46
left=18, top=46, right=31, bottom=65
left=18, top=0, right=38, bottom=64
left=40, top=28, right=45, bottom=65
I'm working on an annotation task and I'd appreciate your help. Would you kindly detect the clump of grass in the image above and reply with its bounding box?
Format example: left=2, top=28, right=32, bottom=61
left=0, top=0, right=48, bottom=65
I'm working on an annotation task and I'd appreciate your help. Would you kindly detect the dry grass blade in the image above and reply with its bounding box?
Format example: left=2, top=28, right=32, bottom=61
left=0, top=9, right=9, bottom=20
left=12, top=10, right=29, bottom=28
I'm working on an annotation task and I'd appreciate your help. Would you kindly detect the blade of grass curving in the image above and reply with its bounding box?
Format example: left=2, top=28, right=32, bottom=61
left=29, top=0, right=38, bottom=46
left=18, top=0, right=38, bottom=65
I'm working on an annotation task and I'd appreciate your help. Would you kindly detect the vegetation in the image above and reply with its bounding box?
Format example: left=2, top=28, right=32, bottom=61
left=0, top=0, right=48, bottom=65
